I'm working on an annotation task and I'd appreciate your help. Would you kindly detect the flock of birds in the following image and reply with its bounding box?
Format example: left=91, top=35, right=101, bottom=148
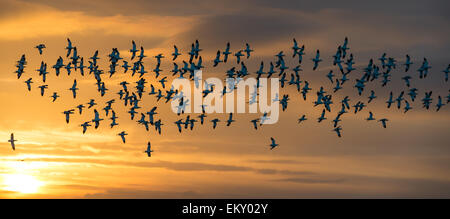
left=10, top=38, right=450, bottom=155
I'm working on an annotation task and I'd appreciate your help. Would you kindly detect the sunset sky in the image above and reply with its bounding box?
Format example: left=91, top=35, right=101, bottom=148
left=0, top=0, right=450, bottom=198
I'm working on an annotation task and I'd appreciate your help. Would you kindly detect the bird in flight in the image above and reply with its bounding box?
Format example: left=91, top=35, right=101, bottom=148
left=379, top=118, right=389, bottom=128
left=312, top=49, right=322, bottom=70
left=366, top=112, right=375, bottom=121
left=172, top=45, right=181, bottom=61
left=270, top=137, right=278, bottom=150
left=38, top=84, right=48, bottom=96
left=12, top=37, right=450, bottom=157
left=80, top=122, right=91, bottom=134
left=118, top=131, right=128, bottom=144
left=223, top=42, right=231, bottom=63
left=404, top=54, right=413, bottom=72
left=250, top=119, right=259, bottom=130
left=35, top=44, right=46, bottom=55
left=333, top=126, right=342, bottom=138
left=51, top=92, right=60, bottom=102
left=69, top=79, right=79, bottom=99
left=226, top=113, right=235, bottom=126
left=145, top=141, right=154, bottom=157
left=244, top=43, right=253, bottom=59
left=63, top=109, right=75, bottom=124
left=92, top=109, right=103, bottom=129
left=8, top=133, right=17, bottom=151
left=66, top=38, right=74, bottom=57
left=130, top=40, right=139, bottom=60
left=317, top=109, right=327, bottom=123
left=25, top=78, right=33, bottom=91
left=298, top=115, right=307, bottom=124
left=211, top=118, right=220, bottom=129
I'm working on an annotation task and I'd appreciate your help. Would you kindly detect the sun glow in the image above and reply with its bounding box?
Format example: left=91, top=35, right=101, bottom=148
left=1, top=160, right=48, bottom=195
left=3, top=174, right=44, bottom=194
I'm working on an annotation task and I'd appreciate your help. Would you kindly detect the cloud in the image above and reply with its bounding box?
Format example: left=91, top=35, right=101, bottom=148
left=19, top=0, right=244, bottom=17
left=85, top=188, right=202, bottom=199
left=80, top=145, right=101, bottom=154
left=2, top=155, right=316, bottom=177
left=276, top=173, right=450, bottom=198
left=0, top=2, right=197, bottom=41
left=278, top=177, right=345, bottom=184
left=176, top=9, right=321, bottom=50
left=84, top=173, right=450, bottom=198
left=0, top=0, right=38, bottom=19
left=249, top=159, right=313, bottom=164
left=17, top=0, right=450, bottom=20
left=0, top=0, right=450, bottom=199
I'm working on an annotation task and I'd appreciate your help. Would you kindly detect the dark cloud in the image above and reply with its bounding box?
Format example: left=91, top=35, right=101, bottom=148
left=0, top=0, right=35, bottom=19
left=0, top=31, right=165, bottom=49
left=85, top=188, right=202, bottom=199
left=16, top=156, right=316, bottom=176
left=177, top=11, right=320, bottom=49
left=279, top=177, right=345, bottom=184
left=277, top=174, right=450, bottom=198
left=16, top=0, right=450, bottom=19
left=248, top=159, right=313, bottom=164
left=1, top=0, right=450, bottom=198
left=256, top=0, right=448, bottom=15
left=255, top=168, right=315, bottom=176
left=84, top=173, right=450, bottom=198
left=18, top=0, right=243, bottom=16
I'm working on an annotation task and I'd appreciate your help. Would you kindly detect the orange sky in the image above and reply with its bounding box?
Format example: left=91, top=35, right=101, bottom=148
left=0, top=0, right=450, bottom=198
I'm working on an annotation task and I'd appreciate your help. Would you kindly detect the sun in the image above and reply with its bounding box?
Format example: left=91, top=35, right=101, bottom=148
left=3, top=174, right=44, bottom=194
